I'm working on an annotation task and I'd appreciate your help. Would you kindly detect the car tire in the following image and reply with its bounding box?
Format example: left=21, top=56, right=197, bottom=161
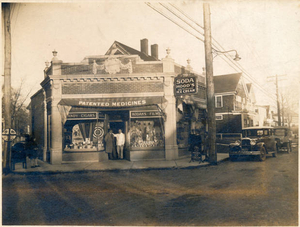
left=258, top=146, right=266, bottom=161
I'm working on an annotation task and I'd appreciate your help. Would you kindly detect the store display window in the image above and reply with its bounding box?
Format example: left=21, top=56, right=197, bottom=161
left=65, top=121, right=105, bottom=151
left=177, top=121, right=190, bottom=148
left=129, top=119, right=164, bottom=149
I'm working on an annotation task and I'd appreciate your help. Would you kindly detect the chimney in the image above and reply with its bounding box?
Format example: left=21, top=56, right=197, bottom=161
left=140, top=38, right=148, bottom=55
left=151, top=44, right=158, bottom=60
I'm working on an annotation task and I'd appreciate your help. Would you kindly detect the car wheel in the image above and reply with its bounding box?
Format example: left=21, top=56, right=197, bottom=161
left=258, top=147, right=266, bottom=161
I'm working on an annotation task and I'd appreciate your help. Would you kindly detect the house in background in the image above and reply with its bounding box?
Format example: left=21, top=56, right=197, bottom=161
left=254, top=105, right=276, bottom=127
left=213, top=73, right=257, bottom=133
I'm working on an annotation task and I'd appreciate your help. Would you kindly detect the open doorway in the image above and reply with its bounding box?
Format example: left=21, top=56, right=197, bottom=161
left=109, top=121, right=125, bottom=134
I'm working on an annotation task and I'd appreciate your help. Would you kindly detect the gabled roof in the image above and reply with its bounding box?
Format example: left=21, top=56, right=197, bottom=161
left=214, top=73, right=242, bottom=93
left=105, top=41, right=158, bottom=61
left=246, top=83, right=252, bottom=93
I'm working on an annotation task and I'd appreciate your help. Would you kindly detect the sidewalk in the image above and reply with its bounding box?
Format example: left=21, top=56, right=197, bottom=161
left=10, top=153, right=229, bottom=174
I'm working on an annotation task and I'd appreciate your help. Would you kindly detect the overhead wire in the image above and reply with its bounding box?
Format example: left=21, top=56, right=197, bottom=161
left=145, top=2, right=204, bottom=42
left=167, top=2, right=276, bottom=100
left=226, top=5, right=273, bottom=78
left=147, top=2, right=276, bottom=102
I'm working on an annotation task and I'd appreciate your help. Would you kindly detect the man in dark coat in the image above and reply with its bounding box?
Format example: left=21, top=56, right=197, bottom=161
left=25, top=137, right=39, bottom=168
left=105, top=130, right=116, bottom=160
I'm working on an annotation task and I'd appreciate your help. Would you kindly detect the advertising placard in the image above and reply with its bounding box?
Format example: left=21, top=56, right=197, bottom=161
left=174, top=75, right=198, bottom=96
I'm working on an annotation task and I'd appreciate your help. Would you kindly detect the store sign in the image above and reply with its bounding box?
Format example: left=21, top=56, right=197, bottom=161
left=67, top=112, right=97, bottom=120
left=130, top=111, right=162, bottom=118
left=58, top=97, right=166, bottom=108
left=174, top=75, right=198, bottom=95
left=78, top=100, right=147, bottom=107
left=2, top=128, right=17, bottom=141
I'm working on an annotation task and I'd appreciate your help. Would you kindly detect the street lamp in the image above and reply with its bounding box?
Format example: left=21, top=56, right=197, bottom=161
left=212, top=48, right=241, bottom=61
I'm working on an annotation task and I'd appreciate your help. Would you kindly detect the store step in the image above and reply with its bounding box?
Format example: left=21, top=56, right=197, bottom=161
left=62, top=151, right=108, bottom=162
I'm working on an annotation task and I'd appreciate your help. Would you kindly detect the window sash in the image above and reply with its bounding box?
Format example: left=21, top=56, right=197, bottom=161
left=215, top=95, right=223, bottom=108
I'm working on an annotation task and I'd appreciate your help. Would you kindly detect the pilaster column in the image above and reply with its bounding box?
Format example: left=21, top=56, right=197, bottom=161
left=43, top=89, right=47, bottom=161
left=50, top=79, right=63, bottom=164
left=162, top=51, right=178, bottom=160
left=164, top=92, right=178, bottom=160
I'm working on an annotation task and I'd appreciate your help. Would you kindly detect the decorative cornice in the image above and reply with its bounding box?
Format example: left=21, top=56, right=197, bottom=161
left=60, top=75, right=164, bottom=83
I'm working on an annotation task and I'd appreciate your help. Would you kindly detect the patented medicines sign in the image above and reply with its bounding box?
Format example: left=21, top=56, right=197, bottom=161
left=174, top=75, right=198, bottom=96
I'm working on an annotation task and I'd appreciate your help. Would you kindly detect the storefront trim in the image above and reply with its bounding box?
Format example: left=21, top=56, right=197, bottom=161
left=58, top=96, right=167, bottom=108
left=130, top=110, right=163, bottom=118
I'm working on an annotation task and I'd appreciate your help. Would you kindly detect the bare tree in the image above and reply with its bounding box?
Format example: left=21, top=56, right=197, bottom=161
left=279, top=81, right=299, bottom=128
left=2, top=79, right=34, bottom=136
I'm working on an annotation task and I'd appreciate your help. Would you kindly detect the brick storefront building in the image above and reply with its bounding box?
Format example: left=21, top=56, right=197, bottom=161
left=29, top=39, right=206, bottom=164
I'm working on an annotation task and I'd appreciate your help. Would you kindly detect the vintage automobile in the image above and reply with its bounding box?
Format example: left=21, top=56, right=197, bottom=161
left=11, top=141, right=27, bottom=170
left=273, top=126, right=293, bottom=153
left=229, top=127, right=277, bottom=161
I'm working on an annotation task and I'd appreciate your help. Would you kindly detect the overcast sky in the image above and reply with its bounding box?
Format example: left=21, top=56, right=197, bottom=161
left=2, top=0, right=300, bottom=106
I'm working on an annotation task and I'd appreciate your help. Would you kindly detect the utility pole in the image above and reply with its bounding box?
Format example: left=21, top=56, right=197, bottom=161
left=3, top=3, right=12, bottom=170
left=203, top=3, right=217, bottom=164
left=267, top=75, right=286, bottom=126
left=275, top=75, right=281, bottom=126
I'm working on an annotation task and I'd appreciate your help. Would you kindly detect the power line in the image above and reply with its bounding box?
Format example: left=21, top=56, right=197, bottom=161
left=146, top=2, right=277, bottom=102
left=168, top=2, right=275, bottom=98
left=145, top=2, right=204, bottom=42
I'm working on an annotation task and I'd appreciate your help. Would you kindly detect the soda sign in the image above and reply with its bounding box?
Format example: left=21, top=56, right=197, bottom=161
left=174, top=76, right=198, bottom=95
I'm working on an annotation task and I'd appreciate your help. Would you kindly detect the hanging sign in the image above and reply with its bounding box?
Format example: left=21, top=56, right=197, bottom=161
left=67, top=112, right=97, bottom=120
left=2, top=128, right=17, bottom=141
left=174, top=75, right=198, bottom=96
left=130, top=111, right=162, bottom=118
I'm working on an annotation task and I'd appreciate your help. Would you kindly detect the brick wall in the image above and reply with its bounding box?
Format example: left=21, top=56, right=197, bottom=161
left=61, top=58, right=163, bottom=75
left=62, top=81, right=164, bottom=94
left=31, top=91, right=45, bottom=148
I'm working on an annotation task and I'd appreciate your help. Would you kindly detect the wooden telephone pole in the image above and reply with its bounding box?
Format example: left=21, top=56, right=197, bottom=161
left=275, top=75, right=281, bottom=126
left=203, top=3, right=217, bottom=164
left=267, top=75, right=286, bottom=126
left=3, top=3, right=12, bottom=170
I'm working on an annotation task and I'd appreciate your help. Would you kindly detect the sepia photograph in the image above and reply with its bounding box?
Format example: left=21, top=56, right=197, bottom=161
left=2, top=0, right=299, bottom=226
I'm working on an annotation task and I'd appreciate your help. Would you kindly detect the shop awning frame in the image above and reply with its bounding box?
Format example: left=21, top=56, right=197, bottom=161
left=58, top=96, right=167, bottom=108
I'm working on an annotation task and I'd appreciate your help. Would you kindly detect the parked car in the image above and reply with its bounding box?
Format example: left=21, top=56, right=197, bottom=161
left=11, top=141, right=27, bottom=170
left=273, top=126, right=293, bottom=153
left=11, top=138, right=40, bottom=170
left=229, top=127, right=277, bottom=161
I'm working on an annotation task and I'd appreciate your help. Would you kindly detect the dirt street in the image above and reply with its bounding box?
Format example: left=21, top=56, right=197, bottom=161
left=3, top=147, right=298, bottom=226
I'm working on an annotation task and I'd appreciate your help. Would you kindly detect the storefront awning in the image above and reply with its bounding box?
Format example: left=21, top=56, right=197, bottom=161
left=58, top=97, right=167, bottom=108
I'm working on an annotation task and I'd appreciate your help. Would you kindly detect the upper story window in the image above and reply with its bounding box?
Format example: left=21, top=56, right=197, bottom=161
left=215, top=95, right=223, bottom=108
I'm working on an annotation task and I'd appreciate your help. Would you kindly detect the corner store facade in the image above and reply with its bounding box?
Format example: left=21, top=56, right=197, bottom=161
left=30, top=40, right=207, bottom=164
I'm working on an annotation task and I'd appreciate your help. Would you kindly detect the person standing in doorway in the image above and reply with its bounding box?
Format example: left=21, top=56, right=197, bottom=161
left=114, top=129, right=125, bottom=159
left=105, top=130, right=114, bottom=160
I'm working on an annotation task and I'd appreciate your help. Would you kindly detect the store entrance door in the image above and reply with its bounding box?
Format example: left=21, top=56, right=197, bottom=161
left=109, top=121, right=126, bottom=160
left=109, top=121, right=125, bottom=134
